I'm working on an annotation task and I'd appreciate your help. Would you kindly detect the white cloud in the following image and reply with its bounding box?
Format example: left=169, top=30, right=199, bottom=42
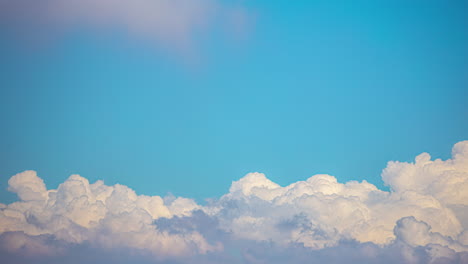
left=382, top=141, right=468, bottom=206
left=0, top=171, right=220, bottom=259
left=1, top=141, right=468, bottom=263
left=8, top=170, right=48, bottom=202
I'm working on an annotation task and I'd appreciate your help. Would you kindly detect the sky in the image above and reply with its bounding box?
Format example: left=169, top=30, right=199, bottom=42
left=0, top=0, right=467, bottom=263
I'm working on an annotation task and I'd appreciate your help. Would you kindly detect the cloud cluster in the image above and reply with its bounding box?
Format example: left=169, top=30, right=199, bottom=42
left=0, top=0, right=248, bottom=48
left=1, top=171, right=220, bottom=260
left=1, top=141, right=468, bottom=263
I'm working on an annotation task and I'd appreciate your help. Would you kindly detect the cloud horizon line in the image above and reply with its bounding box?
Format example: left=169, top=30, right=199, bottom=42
left=1, top=140, right=468, bottom=263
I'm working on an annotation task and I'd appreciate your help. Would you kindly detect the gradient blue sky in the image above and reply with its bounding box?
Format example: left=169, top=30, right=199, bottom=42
left=0, top=0, right=467, bottom=203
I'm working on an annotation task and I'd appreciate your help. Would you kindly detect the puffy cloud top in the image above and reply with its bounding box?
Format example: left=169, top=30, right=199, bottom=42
left=8, top=171, right=47, bottom=201
left=1, top=171, right=219, bottom=258
left=1, top=141, right=468, bottom=263
left=382, top=141, right=468, bottom=206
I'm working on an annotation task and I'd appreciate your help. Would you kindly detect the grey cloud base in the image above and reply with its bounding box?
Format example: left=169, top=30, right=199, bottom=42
left=1, top=141, right=468, bottom=263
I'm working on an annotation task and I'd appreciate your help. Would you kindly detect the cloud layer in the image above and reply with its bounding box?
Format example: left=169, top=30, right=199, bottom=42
left=1, top=141, right=468, bottom=263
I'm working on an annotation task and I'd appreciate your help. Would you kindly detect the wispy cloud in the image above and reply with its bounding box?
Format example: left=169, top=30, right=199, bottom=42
left=0, top=0, right=249, bottom=49
left=1, top=141, right=468, bottom=263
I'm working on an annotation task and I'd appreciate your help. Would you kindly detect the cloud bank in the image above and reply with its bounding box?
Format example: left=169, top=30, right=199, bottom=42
left=0, top=0, right=248, bottom=48
left=1, top=141, right=468, bottom=263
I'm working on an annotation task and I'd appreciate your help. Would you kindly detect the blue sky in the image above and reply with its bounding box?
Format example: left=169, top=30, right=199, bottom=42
left=0, top=0, right=467, bottom=204
left=1, top=1, right=468, bottom=263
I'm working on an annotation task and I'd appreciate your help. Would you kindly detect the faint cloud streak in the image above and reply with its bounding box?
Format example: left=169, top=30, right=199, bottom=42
left=0, top=0, right=251, bottom=52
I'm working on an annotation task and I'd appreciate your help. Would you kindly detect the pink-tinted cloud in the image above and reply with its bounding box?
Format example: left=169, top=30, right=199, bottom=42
left=0, top=0, right=250, bottom=49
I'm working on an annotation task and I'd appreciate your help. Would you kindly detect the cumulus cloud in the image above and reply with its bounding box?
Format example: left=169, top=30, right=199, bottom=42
left=1, top=141, right=468, bottom=263
left=0, top=0, right=249, bottom=48
left=0, top=171, right=221, bottom=260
